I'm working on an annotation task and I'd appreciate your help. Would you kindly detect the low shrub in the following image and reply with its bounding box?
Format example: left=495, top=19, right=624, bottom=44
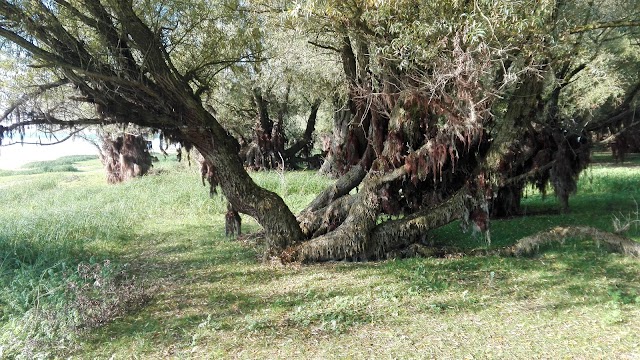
left=0, top=259, right=149, bottom=359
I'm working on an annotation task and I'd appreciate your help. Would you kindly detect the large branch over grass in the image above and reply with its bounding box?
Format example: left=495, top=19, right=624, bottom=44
left=366, top=188, right=481, bottom=259
left=502, top=226, right=640, bottom=258
left=301, top=163, right=367, bottom=214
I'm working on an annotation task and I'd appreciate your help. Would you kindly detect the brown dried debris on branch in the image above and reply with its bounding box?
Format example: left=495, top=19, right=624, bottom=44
left=196, top=151, right=220, bottom=197
left=99, top=133, right=153, bottom=184
left=225, top=202, right=242, bottom=238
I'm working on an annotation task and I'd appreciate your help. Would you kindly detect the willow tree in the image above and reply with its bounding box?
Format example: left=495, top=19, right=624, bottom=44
left=0, top=0, right=304, bottom=253
left=1, top=0, right=639, bottom=262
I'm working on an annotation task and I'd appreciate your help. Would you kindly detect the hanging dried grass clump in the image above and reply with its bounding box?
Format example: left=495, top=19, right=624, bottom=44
left=550, top=132, right=590, bottom=212
left=100, top=133, right=153, bottom=184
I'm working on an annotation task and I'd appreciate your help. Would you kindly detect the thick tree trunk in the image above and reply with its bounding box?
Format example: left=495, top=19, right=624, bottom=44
left=182, top=105, right=303, bottom=254
left=289, top=167, right=407, bottom=263
left=284, top=99, right=321, bottom=161
left=366, top=188, right=483, bottom=259
left=298, top=194, right=355, bottom=238
left=491, top=184, right=523, bottom=217
left=320, top=97, right=352, bottom=175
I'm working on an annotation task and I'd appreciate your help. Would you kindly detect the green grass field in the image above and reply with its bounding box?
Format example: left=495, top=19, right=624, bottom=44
left=1, top=153, right=639, bottom=359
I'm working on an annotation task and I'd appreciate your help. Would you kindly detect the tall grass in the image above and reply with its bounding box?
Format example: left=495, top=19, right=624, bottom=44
left=1, top=153, right=639, bottom=358
left=0, top=155, right=99, bottom=177
left=0, top=158, right=145, bottom=358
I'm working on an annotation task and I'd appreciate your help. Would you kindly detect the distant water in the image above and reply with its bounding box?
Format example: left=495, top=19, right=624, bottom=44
left=0, top=135, right=171, bottom=169
left=0, top=137, right=98, bottom=169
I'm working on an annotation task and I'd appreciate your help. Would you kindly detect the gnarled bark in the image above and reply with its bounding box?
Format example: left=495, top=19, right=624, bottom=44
left=366, top=188, right=482, bottom=260
left=99, top=133, right=153, bottom=184
left=298, top=194, right=355, bottom=238
left=290, top=166, right=407, bottom=263
left=502, top=226, right=640, bottom=258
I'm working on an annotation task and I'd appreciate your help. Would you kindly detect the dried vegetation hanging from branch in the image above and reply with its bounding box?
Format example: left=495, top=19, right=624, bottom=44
left=285, top=31, right=498, bottom=263
left=99, top=133, right=153, bottom=184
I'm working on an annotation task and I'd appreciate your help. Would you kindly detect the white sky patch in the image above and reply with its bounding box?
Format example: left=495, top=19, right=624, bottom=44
left=0, top=137, right=98, bottom=169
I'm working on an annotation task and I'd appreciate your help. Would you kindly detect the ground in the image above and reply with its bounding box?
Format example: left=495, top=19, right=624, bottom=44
left=1, top=153, right=639, bottom=358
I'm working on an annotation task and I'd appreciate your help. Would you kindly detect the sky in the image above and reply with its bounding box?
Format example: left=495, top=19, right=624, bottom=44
left=0, top=137, right=98, bottom=169
left=0, top=135, right=171, bottom=170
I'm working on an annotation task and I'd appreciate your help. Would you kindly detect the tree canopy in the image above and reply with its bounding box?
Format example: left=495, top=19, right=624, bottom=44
left=1, top=0, right=639, bottom=262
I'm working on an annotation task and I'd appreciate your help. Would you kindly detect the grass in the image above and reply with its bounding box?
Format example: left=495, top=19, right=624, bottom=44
left=0, top=155, right=99, bottom=177
left=0, top=152, right=639, bottom=358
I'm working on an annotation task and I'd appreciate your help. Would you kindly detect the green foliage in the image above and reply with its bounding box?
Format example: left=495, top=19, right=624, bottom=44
left=0, top=158, right=144, bottom=358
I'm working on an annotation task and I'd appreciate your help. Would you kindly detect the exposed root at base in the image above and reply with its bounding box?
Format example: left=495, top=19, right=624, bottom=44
left=390, top=226, right=640, bottom=260
left=242, top=226, right=640, bottom=264
left=500, top=226, right=640, bottom=258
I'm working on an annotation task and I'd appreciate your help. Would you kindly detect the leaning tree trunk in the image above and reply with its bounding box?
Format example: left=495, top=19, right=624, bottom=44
left=180, top=101, right=304, bottom=254
left=286, top=165, right=408, bottom=263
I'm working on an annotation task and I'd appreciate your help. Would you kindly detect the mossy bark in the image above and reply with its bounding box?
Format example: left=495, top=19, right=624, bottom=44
left=290, top=166, right=412, bottom=262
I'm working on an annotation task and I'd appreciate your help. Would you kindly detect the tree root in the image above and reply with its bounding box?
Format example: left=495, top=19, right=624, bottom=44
left=255, top=223, right=640, bottom=263
left=499, top=226, right=640, bottom=258
left=387, top=226, right=640, bottom=260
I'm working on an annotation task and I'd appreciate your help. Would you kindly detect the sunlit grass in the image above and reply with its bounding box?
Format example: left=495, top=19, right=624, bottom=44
left=1, top=152, right=639, bottom=358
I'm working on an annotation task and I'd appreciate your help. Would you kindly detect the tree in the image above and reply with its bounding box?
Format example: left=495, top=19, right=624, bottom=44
left=205, top=25, right=336, bottom=171
left=1, top=0, right=639, bottom=262
left=98, top=131, right=153, bottom=183
left=0, top=0, right=303, bottom=253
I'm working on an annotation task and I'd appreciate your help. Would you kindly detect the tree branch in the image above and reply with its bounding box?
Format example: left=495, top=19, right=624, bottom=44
left=284, top=99, right=321, bottom=158
left=1, top=117, right=105, bottom=134
left=570, top=20, right=640, bottom=34
left=0, top=79, right=70, bottom=121
left=301, top=164, right=367, bottom=213
left=252, top=87, right=273, bottom=133
left=0, top=126, right=89, bottom=146
left=308, top=40, right=340, bottom=52
left=502, top=226, right=640, bottom=257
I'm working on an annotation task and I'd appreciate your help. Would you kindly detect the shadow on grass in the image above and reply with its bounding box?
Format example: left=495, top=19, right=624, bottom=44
left=78, top=180, right=640, bottom=356
left=379, top=237, right=640, bottom=312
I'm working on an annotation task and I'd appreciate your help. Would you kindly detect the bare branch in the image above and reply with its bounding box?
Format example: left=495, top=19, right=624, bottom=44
left=0, top=79, right=70, bottom=121
left=308, top=40, right=340, bottom=52
left=0, top=126, right=89, bottom=146
left=1, top=117, right=105, bottom=133
left=570, top=20, right=640, bottom=34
